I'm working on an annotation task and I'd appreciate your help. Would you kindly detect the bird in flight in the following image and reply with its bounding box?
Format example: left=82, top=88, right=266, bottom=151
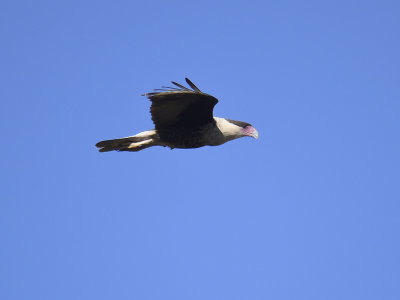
left=95, top=78, right=258, bottom=152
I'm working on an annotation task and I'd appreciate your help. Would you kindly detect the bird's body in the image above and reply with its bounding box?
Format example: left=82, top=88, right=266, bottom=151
left=96, top=78, right=258, bottom=152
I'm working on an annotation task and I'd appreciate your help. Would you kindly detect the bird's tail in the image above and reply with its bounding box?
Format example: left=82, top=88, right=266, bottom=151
left=95, top=130, right=159, bottom=152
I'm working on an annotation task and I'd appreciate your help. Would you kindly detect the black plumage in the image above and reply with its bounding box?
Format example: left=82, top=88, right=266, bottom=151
left=96, top=78, right=258, bottom=152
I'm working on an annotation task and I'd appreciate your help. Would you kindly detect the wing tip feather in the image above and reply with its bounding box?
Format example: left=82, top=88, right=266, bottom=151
left=185, top=78, right=201, bottom=93
left=142, top=78, right=209, bottom=98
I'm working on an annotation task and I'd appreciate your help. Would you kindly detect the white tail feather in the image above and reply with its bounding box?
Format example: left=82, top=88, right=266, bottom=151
left=96, top=130, right=159, bottom=152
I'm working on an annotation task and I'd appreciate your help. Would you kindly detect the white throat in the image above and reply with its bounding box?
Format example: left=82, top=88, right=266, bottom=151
left=213, top=117, right=243, bottom=141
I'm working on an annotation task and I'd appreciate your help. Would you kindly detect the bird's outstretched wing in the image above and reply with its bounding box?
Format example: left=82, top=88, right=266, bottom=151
left=143, top=78, right=218, bottom=130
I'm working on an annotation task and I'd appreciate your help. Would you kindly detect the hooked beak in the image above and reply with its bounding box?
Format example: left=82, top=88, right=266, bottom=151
left=242, top=125, right=259, bottom=139
left=251, top=128, right=259, bottom=139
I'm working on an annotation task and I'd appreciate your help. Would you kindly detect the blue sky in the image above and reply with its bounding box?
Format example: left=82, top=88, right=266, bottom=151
left=1, top=0, right=399, bottom=299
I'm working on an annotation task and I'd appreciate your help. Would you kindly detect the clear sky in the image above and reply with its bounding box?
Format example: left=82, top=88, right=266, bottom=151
left=1, top=1, right=399, bottom=299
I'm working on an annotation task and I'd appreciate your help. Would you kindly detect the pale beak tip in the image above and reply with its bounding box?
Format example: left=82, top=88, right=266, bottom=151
left=252, top=129, right=259, bottom=139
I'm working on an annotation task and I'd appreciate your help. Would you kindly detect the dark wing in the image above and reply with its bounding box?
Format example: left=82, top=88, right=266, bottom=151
left=143, top=78, right=218, bottom=130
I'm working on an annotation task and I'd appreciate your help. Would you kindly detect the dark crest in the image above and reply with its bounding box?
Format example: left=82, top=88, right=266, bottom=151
left=226, top=119, right=251, bottom=128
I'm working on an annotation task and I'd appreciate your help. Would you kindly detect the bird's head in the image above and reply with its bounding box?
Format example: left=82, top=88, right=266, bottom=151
left=216, top=118, right=259, bottom=141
